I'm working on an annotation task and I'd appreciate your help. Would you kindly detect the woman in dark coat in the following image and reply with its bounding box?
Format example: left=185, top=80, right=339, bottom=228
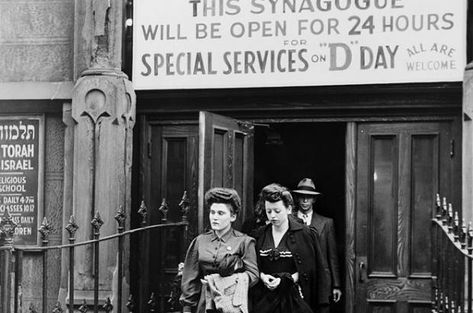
left=251, top=183, right=331, bottom=313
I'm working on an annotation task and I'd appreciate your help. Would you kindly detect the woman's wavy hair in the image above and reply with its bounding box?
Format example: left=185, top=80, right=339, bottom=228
left=257, top=183, right=293, bottom=211
left=204, top=187, right=241, bottom=216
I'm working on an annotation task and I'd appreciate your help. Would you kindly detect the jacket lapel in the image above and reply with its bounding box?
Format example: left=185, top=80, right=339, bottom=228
left=310, top=212, right=325, bottom=233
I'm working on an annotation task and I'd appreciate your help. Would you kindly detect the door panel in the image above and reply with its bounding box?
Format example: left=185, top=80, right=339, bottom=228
left=370, top=135, right=398, bottom=276
left=410, top=135, right=437, bottom=276
left=141, top=122, right=199, bottom=312
left=150, top=124, right=199, bottom=230
left=198, top=111, right=254, bottom=233
left=140, top=112, right=254, bottom=311
left=355, top=122, right=453, bottom=313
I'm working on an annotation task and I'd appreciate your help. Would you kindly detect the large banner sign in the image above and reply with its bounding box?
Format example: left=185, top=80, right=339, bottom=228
left=133, top=0, right=467, bottom=89
left=0, top=116, right=43, bottom=246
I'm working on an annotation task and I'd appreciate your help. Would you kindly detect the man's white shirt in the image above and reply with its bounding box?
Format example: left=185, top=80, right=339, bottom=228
left=297, top=210, right=313, bottom=226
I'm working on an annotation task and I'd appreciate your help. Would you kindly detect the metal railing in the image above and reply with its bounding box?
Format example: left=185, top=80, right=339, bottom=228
left=432, top=193, right=473, bottom=313
left=0, top=191, right=190, bottom=313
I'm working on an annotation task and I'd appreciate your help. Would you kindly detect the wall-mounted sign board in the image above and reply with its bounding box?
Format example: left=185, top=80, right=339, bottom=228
left=0, top=116, right=44, bottom=246
left=133, top=0, right=467, bottom=89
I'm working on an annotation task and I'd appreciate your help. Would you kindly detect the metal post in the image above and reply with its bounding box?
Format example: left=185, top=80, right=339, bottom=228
left=78, top=299, right=89, bottom=313
left=179, top=191, right=190, bottom=259
left=103, top=297, right=113, bottom=313
left=442, top=197, right=448, bottom=225
left=432, top=222, right=439, bottom=310
left=91, top=212, right=104, bottom=313
left=115, top=207, right=126, bottom=313
left=1, top=248, right=13, bottom=313
left=448, top=204, right=454, bottom=234
left=138, top=200, right=148, bottom=312
left=39, top=217, right=53, bottom=313
left=52, top=301, right=64, bottom=313
left=14, top=249, right=23, bottom=313
left=436, top=193, right=442, bottom=219
left=0, top=209, right=17, bottom=313
left=158, top=199, right=169, bottom=224
left=468, top=258, right=472, bottom=313
left=440, top=222, right=445, bottom=309
left=126, top=294, right=135, bottom=313
left=467, top=222, right=473, bottom=313
left=66, top=215, right=79, bottom=313
left=148, top=292, right=156, bottom=313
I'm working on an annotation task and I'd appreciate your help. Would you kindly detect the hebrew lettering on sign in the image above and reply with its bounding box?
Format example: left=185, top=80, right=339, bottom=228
left=0, top=122, right=36, bottom=141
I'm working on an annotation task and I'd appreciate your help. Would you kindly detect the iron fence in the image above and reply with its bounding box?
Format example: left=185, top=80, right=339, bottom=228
left=432, top=193, right=473, bottom=313
left=0, top=192, right=190, bottom=313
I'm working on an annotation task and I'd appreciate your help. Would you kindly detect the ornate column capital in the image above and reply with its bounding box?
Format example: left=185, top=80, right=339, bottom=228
left=71, top=69, right=135, bottom=127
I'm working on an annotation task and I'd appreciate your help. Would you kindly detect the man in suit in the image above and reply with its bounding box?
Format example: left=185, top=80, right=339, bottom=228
left=292, top=178, right=342, bottom=313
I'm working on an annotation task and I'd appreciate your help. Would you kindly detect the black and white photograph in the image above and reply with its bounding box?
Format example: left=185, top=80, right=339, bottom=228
left=0, top=0, right=471, bottom=312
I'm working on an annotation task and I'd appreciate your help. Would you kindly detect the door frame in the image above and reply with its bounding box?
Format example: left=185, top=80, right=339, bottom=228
left=346, top=122, right=357, bottom=313
left=136, top=114, right=461, bottom=313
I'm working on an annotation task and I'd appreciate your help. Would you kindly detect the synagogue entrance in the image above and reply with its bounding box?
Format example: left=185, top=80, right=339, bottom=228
left=133, top=112, right=459, bottom=313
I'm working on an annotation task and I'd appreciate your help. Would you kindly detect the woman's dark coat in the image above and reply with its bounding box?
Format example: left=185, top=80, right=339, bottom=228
left=252, top=216, right=332, bottom=311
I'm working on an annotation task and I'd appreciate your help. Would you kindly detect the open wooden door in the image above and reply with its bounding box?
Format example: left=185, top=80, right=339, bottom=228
left=198, top=111, right=254, bottom=233
left=354, top=122, right=456, bottom=313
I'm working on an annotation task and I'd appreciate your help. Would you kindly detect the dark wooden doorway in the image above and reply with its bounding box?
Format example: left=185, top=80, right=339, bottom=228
left=133, top=111, right=255, bottom=311
left=135, top=120, right=200, bottom=312
left=354, top=122, right=456, bottom=313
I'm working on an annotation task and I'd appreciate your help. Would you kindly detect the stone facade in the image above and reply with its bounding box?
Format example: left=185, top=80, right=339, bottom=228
left=0, top=0, right=74, bottom=82
left=0, top=0, right=135, bottom=312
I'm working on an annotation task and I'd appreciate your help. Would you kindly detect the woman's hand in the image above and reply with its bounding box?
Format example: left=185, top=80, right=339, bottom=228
left=333, top=288, right=342, bottom=302
left=291, top=272, right=299, bottom=283
left=202, top=275, right=221, bottom=297
left=260, top=272, right=272, bottom=285
left=260, top=273, right=281, bottom=290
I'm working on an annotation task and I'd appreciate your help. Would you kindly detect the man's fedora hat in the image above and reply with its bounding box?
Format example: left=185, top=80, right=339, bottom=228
left=292, top=178, right=321, bottom=196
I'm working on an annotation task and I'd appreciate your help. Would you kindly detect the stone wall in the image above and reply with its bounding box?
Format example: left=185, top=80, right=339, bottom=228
left=0, top=0, right=74, bottom=82
left=0, top=1, right=72, bottom=311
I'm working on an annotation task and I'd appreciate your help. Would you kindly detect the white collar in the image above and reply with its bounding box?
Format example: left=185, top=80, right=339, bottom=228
left=297, top=210, right=313, bottom=224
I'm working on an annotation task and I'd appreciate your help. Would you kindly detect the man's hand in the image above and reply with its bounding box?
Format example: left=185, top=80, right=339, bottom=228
left=333, top=288, right=342, bottom=302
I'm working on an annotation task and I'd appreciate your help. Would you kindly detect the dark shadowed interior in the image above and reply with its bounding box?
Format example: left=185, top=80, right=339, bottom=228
left=254, top=122, right=346, bottom=313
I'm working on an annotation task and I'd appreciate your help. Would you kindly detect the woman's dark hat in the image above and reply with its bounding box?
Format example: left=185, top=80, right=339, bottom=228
left=292, top=178, right=321, bottom=196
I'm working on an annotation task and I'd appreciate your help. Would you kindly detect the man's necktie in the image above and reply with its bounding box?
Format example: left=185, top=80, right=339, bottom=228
left=303, top=214, right=309, bottom=225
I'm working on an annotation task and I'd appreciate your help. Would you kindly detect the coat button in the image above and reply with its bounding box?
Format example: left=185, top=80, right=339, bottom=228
left=297, top=260, right=302, bottom=264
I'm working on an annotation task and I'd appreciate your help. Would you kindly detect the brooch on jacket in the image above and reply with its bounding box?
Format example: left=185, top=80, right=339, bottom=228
left=268, top=248, right=280, bottom=261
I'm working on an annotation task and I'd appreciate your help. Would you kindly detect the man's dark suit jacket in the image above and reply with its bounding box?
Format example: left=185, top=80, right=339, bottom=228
left=309, top=212, right=341, bottom=289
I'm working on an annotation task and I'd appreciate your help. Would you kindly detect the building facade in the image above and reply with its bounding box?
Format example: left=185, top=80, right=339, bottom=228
left=0, top=0, right=471, bottom=312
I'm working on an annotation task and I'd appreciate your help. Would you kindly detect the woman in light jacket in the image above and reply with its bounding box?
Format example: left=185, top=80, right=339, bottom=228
left=180, top=187, right=259, bottom=313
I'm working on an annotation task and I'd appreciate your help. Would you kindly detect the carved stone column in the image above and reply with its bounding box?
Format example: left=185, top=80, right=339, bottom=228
left=70, top=69, right=135, bottom=306
left=63, top=0, right=136, bottom=310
